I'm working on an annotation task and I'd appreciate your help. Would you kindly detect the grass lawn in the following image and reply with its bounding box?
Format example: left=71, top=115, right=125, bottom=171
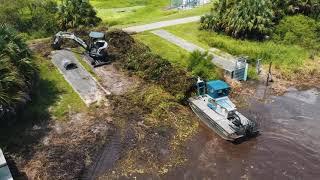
left=164, top=22, right=312, bottom=76
left=91, top=0, right=211, bottom=27
left=134, top=32, right=190, bottom=67
left=21, top=56, right=87, bottom=121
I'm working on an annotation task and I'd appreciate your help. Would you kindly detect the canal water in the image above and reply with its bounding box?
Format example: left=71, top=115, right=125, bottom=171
left=165, top=88, right=320, bottom=180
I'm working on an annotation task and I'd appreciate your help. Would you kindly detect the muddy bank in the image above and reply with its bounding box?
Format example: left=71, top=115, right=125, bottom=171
left=164, top=87, right=320, bottom=180
left=255, top=58, right=320, bottom=96
left=95, top=84, right=199, bottom=179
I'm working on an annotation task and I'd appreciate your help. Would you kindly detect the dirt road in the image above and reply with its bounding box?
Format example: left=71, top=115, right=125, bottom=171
left=123, top=16, right=200, bottom=33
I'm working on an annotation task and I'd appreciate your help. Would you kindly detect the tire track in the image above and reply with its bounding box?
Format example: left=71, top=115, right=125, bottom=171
left=83, top=131, right=121, bottom=180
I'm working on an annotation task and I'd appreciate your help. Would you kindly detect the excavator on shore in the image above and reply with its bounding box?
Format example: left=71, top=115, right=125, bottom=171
left=52, top=31, right=109, bottom=67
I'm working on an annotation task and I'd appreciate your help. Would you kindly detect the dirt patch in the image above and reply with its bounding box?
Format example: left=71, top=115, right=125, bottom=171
left=270, top=59, right=320, bottom=94
left=28, top=38, right=52, bottom=58
left=22, top=106, right=115, bottom=180
left=89, top=63, right=139, bottom=95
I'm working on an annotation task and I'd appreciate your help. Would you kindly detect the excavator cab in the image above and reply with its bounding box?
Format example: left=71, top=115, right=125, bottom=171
left=87, top=32, right=108, bottom=62
left=88, top=32, right=105, bottom=45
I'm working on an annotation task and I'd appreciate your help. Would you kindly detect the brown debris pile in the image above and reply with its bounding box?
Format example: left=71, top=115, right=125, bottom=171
left=105, top=29, right=135, bottom=59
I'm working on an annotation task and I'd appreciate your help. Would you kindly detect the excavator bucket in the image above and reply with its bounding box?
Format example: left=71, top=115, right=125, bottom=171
left=52, top=35, right=62, bottom=50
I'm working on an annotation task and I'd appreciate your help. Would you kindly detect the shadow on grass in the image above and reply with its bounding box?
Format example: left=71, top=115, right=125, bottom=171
left=0, top=78, right=62, bottom=179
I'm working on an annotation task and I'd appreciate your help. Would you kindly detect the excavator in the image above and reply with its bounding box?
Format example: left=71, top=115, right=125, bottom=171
left=52, top=31, right=109, bottom=67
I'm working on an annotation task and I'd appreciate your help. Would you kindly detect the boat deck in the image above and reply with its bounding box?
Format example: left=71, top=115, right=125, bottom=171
left=189, top=95, right=236, bottom=135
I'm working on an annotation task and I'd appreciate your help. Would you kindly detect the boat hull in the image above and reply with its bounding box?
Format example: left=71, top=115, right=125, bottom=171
left=189, top=102, right=243, bottom=141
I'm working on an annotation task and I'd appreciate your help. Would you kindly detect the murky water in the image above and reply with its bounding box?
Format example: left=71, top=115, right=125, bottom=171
left=166, top=87, right=320, bottom=180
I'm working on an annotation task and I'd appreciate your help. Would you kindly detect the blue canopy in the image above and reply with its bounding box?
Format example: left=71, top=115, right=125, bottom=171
left=207, top=80, right=230, bottom=91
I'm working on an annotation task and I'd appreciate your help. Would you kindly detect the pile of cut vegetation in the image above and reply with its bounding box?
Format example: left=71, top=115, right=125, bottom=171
left=106, top=30, right=135, bottom=58
left=105, top=30, right=196, bottom=101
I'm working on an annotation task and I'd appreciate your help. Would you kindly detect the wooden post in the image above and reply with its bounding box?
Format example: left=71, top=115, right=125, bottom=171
left=256, top=59, right=261, bottom=75
left=266, top=62, right=272, bottom=86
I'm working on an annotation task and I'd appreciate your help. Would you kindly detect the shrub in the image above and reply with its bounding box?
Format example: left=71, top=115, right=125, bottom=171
left=0, top=0, right=59, bottom=39
left=273, top=15, right=320, bottom=51
left=187, top=50, right=220, bottom=80
left=0, top=24, right=37, bottom=120
left=58, top=0, right=102, bottom=30
left=273, top=0, right=320, bottom=20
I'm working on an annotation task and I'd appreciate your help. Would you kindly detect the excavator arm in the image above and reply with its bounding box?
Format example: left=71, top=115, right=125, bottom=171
left=51, top=31, right=110, bottom=67
left=52, top=31, right=88, bottom=50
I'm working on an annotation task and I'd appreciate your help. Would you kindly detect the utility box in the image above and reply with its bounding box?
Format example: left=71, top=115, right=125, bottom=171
left=0, top=149, right=13, bottom=180
left=227, top=57, right=248, bottom=81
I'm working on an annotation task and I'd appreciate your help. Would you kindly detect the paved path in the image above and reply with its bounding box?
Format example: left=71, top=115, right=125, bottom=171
left=51, top=50, right=108, bottom=106
left=151, top=29, right=237, bottom=72
left=123, top=16, right=200, bottom=33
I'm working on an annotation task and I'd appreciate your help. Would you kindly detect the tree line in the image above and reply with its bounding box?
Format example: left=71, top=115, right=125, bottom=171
left=200, top=0, right=320, bottom=40
left=0, top=0, right=101, bottom=39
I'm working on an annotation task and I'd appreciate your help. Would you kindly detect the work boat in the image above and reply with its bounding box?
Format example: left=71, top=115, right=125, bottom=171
left=189, top=78, right=258, bottom=141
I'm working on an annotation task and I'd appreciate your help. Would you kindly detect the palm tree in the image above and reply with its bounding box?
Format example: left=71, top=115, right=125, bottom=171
left=0, top=24, right=37, bottom=120
left=201, top=0, right=274, bottom=39
left=223, top=0, right=274, bottom=39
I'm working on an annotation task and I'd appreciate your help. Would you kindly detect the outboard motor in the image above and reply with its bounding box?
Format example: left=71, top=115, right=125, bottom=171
left=227, top=111, right=241, bottom=125
left=244, top=121, right=258, bottom=136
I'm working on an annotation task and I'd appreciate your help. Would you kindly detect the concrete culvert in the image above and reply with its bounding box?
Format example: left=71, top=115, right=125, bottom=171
left=62, top=59, right=78, bottom=70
